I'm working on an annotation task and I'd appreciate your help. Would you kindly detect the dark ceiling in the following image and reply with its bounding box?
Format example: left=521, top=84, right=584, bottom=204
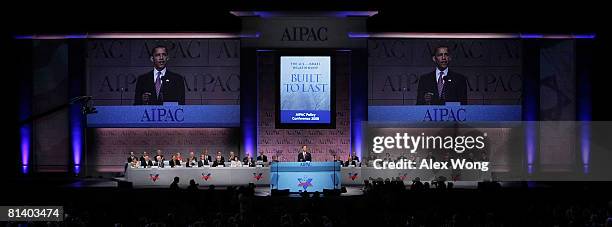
left=7, top=1, right=605, bottom=35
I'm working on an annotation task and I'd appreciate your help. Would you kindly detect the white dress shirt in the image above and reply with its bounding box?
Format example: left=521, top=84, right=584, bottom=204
left=153, top=67, right=167, bottom=84
left=435, top=67, right=449, bottom=84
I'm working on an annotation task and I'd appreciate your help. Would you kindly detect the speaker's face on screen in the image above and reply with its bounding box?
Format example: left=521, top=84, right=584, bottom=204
left=433, top=47, right=451, bottom=70
left=152, top=47, right=169, bottom=70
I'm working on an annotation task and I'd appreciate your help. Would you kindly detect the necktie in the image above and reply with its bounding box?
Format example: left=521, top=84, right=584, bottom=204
left=437, top=72, right=445, bottom=97
left=155, top=71, right=162, bottom=98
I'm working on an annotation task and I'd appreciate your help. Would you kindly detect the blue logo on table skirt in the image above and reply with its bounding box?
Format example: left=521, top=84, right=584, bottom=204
left=253, top=172, right=264, bottom=181
left=297, top=177, right=313, bottom=190
left=201, top=173, right=212, bottom=181
left=149, top=174, right=160, bottom=182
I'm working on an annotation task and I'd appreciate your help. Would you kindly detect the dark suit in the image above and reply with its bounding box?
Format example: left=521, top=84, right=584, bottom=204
left=169, top=159, right=181, bottom=168
left=243, top=157, right=255, bottom=167
left=416, top=71, right=467, bottom=105
left=154, top=155, right=164, bottom=162
left=133, top=70, right=185, bottom=105
left=201, top=155, right=212, bottom=163
left=141, top=160, right=154, bottom=167
left=156, top=160, right=165, bottom=168
left=257, top=155, right=268, bottom=162
left=344, top=160, right=357, bottom=167
left=212, top=160, right=225, bottom=167
left=297, top=152, right=312, bottom=162
left=185, top=157, right=197, bottom=167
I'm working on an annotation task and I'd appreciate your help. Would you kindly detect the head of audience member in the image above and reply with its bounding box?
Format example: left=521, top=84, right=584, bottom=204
left=299, top=212, right=312, bottom=226
left=321, top=216, right=332, bottom=227
left=173, top=176, right=179, bottom=184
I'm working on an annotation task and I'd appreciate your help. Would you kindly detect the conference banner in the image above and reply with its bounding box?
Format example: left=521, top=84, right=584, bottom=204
left=279, top=56, right=332, bottom=125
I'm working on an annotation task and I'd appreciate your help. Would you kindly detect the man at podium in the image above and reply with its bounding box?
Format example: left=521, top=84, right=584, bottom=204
left=297, top=145, right=312, bottom=162
left=416, top=46, right=468, bottom=105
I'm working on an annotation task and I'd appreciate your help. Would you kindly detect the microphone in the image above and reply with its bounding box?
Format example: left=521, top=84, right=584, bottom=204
left=119, top=88, right=125, bottom=105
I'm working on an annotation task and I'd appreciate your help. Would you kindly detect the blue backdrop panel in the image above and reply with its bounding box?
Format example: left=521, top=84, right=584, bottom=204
left=369, top=105, right=521, bottom=122
left=87, top=104, right=240, bottom=127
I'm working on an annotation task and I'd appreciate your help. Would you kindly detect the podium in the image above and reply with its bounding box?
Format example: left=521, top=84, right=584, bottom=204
left=270, top=162, right=341, bottom=192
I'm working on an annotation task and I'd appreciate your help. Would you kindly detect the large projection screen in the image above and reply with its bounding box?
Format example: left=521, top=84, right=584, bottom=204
left=277, top=55, right=334, bottom=128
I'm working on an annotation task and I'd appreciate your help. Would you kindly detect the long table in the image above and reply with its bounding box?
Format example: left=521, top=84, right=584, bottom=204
left=125, top=167, right=270, bottom=187
left=125, top=166, right=492, bottom=187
